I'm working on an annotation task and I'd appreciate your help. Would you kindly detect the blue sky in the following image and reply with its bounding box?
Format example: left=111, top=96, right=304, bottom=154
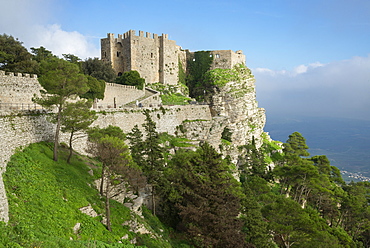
left=1, top=0, right=370, bottom=120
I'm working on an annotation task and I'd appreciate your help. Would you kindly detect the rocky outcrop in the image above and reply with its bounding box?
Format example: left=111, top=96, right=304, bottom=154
left=181, top=64, right=267, bottom=163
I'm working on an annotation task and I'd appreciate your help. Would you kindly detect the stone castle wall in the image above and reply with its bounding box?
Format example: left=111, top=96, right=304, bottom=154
left=98, top=83, right=145, bottom=108
left=0, top=115, right=54, bottom=222
left=0, top=105, right=213, bottom=222
left=101, top=30, right=184, bottom=85
left=0, top=70, right=43, bottom=104
left=210, top=50, right=246, bottom=70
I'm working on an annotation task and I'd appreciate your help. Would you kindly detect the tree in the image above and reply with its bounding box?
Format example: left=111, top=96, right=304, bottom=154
left=87, top=132, right=132, bottom=231
left=310, top=155, right=345, bottom=185
left=167, top=143, right=246, bottom=248
left=87, top=125, right=126, bottom=194
left=141, top=110, right=165, bottom=182
left=127, top=124, right=145, bottom=167
left=63, top=53, right=81, bottom=64
left=262, top=195, right=314, bottom=248
left=33, top=58, right=89, bottom=161
left=241, top=184, right=274, bottom=248
left=139, top=110, right=166, bottom=215
left=240, top=137, right=270, bottom=180
left=60, top=99, right=97, bottom=163
left=115, top=70, right=145, bottom=90
left=0, top=34, right=38, bottom=73
left=82, top=57, right=116, bottom=83
left=185, top=51, right=214, bottom=100
left=80, top=75, right=106, bottom=100
left=283, top=132, right=310, bottom=158
left=30, top=46, right=56, bottom=63
left=340, top=182, right=370, bottom=246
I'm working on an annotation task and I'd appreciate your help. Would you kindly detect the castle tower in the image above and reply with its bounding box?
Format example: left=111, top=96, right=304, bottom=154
left=101, top=30, right=184, bottom=85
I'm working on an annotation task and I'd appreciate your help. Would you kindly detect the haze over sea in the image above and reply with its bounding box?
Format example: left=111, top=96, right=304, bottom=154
left=265, top=115, right=370, bottom=182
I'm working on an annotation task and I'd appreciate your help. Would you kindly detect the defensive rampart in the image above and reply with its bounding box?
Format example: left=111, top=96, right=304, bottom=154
left=97, top=83, right=145, bottom=108
left=0, top=105, right=212, bottom=222
left=0, top=70, right=43, bottom=104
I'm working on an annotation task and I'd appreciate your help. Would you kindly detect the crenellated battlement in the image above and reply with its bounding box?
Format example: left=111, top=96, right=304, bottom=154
left=109, top=30, right=169, bottom=40
left=0, top=70, right=43, bottom=104
left=0, top=70, right=38, bottom=79
left=105, top=82, right=137, bottom=89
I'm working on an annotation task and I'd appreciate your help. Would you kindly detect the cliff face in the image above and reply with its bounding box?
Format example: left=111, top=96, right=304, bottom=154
left=182, top=64, right=267, bottom=163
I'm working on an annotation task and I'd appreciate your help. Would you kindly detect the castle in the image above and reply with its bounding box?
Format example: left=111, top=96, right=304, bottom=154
left=0, top=30, right=267, bottom=223
left=101, top=30, right=246, bottom=85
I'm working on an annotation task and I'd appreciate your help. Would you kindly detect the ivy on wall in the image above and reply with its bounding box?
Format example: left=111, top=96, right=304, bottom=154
left=185, top=51, right=213, bottom=100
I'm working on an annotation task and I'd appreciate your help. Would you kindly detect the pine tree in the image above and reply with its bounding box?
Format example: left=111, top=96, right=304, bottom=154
left=127, top=125, right=145, bottom=168
left=141, top=110, right=165, bottom=183
left=168, top=143, right=246, bottom=248
left=60, top=99, right=97, bottom=163
left=33, top=58, right=89, bottom=161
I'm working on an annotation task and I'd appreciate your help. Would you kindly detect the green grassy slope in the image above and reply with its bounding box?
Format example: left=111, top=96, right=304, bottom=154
left=0, top=142, right=187, bottom=247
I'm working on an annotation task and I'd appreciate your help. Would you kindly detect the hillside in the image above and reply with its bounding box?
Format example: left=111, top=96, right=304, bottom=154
left=0, top=142, right=191, bottom=247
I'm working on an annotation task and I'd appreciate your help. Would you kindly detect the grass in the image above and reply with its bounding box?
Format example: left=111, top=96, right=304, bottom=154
left=160, top=94, right=191, bottom=105
left=0, top=142, right=189, bottom=247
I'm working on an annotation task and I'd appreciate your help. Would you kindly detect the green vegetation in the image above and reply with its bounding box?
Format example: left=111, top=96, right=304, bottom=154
left=115, top=70, right=145, bottom=90
left=160, top=93, right=191, bottom=105
left=61, top=99, right=97, bottom=163
left=1, top=142, right=138, bottom=247
left=1, top=142, right=193, bottom=247
left=221, top=127, right=233, bottom=142
left=178, top=60, right=186, bottom=86
left=2, top=34, right=370, bottom=248
left=33, top=57, right=90, bottom=161
left=162, top=143, right=246, bottom=247
left=0, top=34, right=39, bottom=73
left=184, top=54, right=254, bottom=101
left=82, top=57, right=117, bottom=83
left=147, top=81, right=190, bottom=106
left=185, top=51, right=214, bottom=99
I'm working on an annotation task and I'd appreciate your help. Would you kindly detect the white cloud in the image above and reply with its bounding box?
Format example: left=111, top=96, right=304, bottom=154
left=0, top=0, right=100, bottom=59
left=32, top=24, right=100, bottom=59
left=253, top=55, right=370, bottom=120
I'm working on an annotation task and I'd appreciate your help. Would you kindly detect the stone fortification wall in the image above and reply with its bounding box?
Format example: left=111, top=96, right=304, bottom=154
left=130, top=30, right=161, bottom=84
left=0, top=70, right=43, bottom=104
left=97, top=83, right=145, bottom=108
left=91, top=105, right=211, bottom=135
left=210, top=50, right=246, bottom=70
left=159, top=35, right=181, bottom=85
left=101, top=30, right=185, bottom=85
left=139, top=88, right=162, bottom=107
left=0, top=104, right=212, bottom=222
left=0, top=115, right=54, bottom=222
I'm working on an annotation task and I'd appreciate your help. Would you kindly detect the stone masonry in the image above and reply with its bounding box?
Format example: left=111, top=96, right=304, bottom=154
left=0, top=70, right=43, bottom=104
left=101, top=30, right=246, bottom=85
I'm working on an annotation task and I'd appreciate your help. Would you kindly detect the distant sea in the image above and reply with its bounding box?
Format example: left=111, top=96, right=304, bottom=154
left=264, top=115, right=370, bottom=182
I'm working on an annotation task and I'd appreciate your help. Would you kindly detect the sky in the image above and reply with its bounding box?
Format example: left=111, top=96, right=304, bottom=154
left=1, top=0, right=369, bottom=120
